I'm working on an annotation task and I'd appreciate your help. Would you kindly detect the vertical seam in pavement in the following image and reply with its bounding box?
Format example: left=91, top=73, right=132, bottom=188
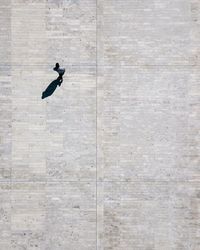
left=96, top=0, right=98, bottom=249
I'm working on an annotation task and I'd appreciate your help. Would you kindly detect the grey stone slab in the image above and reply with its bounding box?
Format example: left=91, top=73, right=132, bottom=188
left=46, top=181, right=96, bottom=250
left=46, top=0, right=96, bottom=66
left=11, top=66, right=96, bottom=181
left=0, top=1, right=11, bottom=65
left=11, top=0, right=47, bottom=66
left=11, top=182, right=46, bottom=250
left=46, top=66, right=96, bottom=181
left=97, top=181, right=200, bottom=250
left=0, top=0, right=12, bottom=181
left=0, top=67, right=12, bottom=181
left=11, top=66, right=49, bottom=181
left=97, top=0, right=199, bottom=66
left=9, top=0, right=97, bottom=182
left=97, top=66, right=200, bottom=181
left=0, top=183, right=11, bottom=250
left=0, top=182, right=96, bottom=250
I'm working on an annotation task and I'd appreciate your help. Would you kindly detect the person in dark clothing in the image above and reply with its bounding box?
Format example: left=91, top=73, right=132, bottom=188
left=53, top=62, right=65, bottom=86
left=41, top=63, right=65, bottom=99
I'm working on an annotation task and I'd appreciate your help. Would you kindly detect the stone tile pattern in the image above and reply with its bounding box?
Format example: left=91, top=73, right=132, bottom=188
left=0, top=0, right=12, bottom=181
left=0, top=0, right=199, bottom=249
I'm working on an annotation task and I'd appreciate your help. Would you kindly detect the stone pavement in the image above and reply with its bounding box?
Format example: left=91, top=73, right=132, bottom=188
left=0, top=0, right=199, bottom=249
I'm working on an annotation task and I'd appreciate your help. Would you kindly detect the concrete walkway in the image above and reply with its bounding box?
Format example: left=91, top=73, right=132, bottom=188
left=0, top=0, right=199, bottom=249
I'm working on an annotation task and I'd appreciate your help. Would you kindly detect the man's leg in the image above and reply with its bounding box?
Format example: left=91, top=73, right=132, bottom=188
left=59, top=74, right=63, bottom=86
left=58, top=74, right=63, bottom=86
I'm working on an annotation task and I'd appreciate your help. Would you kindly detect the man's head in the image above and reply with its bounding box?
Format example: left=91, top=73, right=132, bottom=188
left=53, top=63, right=60, bottom=71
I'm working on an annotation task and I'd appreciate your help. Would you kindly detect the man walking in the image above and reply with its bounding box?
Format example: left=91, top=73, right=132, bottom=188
left=53, top=63, right=65, bottom=86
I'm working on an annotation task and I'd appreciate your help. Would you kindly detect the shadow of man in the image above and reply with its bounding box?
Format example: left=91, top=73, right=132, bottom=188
left=41, top=77, right=62, bottom=99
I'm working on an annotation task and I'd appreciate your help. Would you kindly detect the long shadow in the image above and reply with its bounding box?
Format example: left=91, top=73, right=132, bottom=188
left=42, top=77, right=62, bottom=99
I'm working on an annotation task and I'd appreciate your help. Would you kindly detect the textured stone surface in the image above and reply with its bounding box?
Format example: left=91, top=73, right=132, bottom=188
left=97, top=0, right=199, bottom=66
left=0, top=0, right=200, bottom=249
left=97, top=181, right=200, bottom=250
left=46, top=0, right=96, bottom=66
left=97, top=66, right=200, bottom=182
left=11, top=66, right=96, bottom=181
left=0, top=0, right=12, bottom=181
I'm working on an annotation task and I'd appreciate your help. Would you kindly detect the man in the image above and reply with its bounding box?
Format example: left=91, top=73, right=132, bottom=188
left=53, top=63, right=65, bottom=86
